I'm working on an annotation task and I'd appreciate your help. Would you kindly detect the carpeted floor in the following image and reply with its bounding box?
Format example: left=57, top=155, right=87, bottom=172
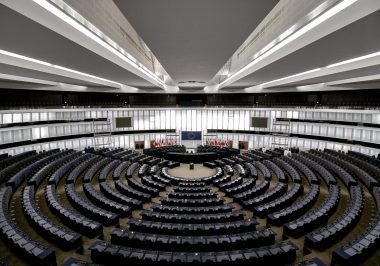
left=168, top=163, right=215, bottom=179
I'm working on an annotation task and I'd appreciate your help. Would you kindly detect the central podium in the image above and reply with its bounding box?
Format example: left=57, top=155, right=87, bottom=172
left=165, top=152, right=218, bottom=163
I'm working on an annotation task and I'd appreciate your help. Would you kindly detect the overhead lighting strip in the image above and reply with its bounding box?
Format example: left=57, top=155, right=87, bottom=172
left=219, top=0, right=358, bottom=87
left=326, top=51, right=380, bottom=68
left=249, top=1, right=332, bottom=64
left=258, top=50, right=380, bottom=88
left=261, top=68, right=322, bottom=86
left=32, top=0, right=165, bottom=87
left=0, top=49, right=122, bottom=87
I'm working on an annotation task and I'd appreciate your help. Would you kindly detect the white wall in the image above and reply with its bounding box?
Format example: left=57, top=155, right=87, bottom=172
left=0, top=107, right=379, bottom=156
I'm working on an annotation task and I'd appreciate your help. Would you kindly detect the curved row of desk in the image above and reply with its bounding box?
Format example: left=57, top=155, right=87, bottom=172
left=0, top=146, right=379, bottom=265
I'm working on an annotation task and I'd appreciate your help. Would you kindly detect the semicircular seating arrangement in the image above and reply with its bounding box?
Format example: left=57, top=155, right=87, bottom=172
left=0, top=146, right=380, bottom=265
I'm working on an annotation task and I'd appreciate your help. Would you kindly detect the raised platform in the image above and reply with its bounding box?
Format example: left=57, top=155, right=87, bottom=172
left=168, top=163, right=216, bottom=180
left=165, top=152, right=218, bottom=163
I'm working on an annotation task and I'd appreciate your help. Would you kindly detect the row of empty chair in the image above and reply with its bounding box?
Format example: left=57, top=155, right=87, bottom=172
left=22, top=185, right=82, bottom=250
left=65, top=156, right=119, bottom=225
left=1, top=146, right=380, bottom=265
left=305, top=185, right=364, bottom=250
left=89, top=240, right=298, bottom=265
left=140, top=210, right=245, bottom=224
left=0, top=150, right=74, bottom=264
left=127, top=218, right=258, bottom=236
left=0, top=150, right=37, bottom=183
left=332, top=187, right=380, bottom=265
left=0, top=186, right=56, bottom=264
left=151, top=203, right=235, bottom=214
left=234, top=172, right=270, bottom=203
left=111, top=227, right=276, bottom=252
left=323, top=149, right=379, bottom=189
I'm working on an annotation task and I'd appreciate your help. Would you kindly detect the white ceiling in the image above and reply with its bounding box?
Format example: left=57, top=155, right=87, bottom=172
left=232, top=9, right=380, bottom=88
left=0, top=3, right=155, bottom=89
left=0, top=0, right=379, bottom=94
left=114, top=0, right=280, bottom=85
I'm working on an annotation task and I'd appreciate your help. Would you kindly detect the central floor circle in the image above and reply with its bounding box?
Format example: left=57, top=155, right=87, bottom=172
left=167, top=163, right=216, bottom=180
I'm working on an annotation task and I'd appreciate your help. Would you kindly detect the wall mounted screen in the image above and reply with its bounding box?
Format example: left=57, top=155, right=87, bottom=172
left=251, top=117, right=268, bottom=128
left=115, top=117, right=132, bottom=128
left=181, top=131, right=202, bottom=140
